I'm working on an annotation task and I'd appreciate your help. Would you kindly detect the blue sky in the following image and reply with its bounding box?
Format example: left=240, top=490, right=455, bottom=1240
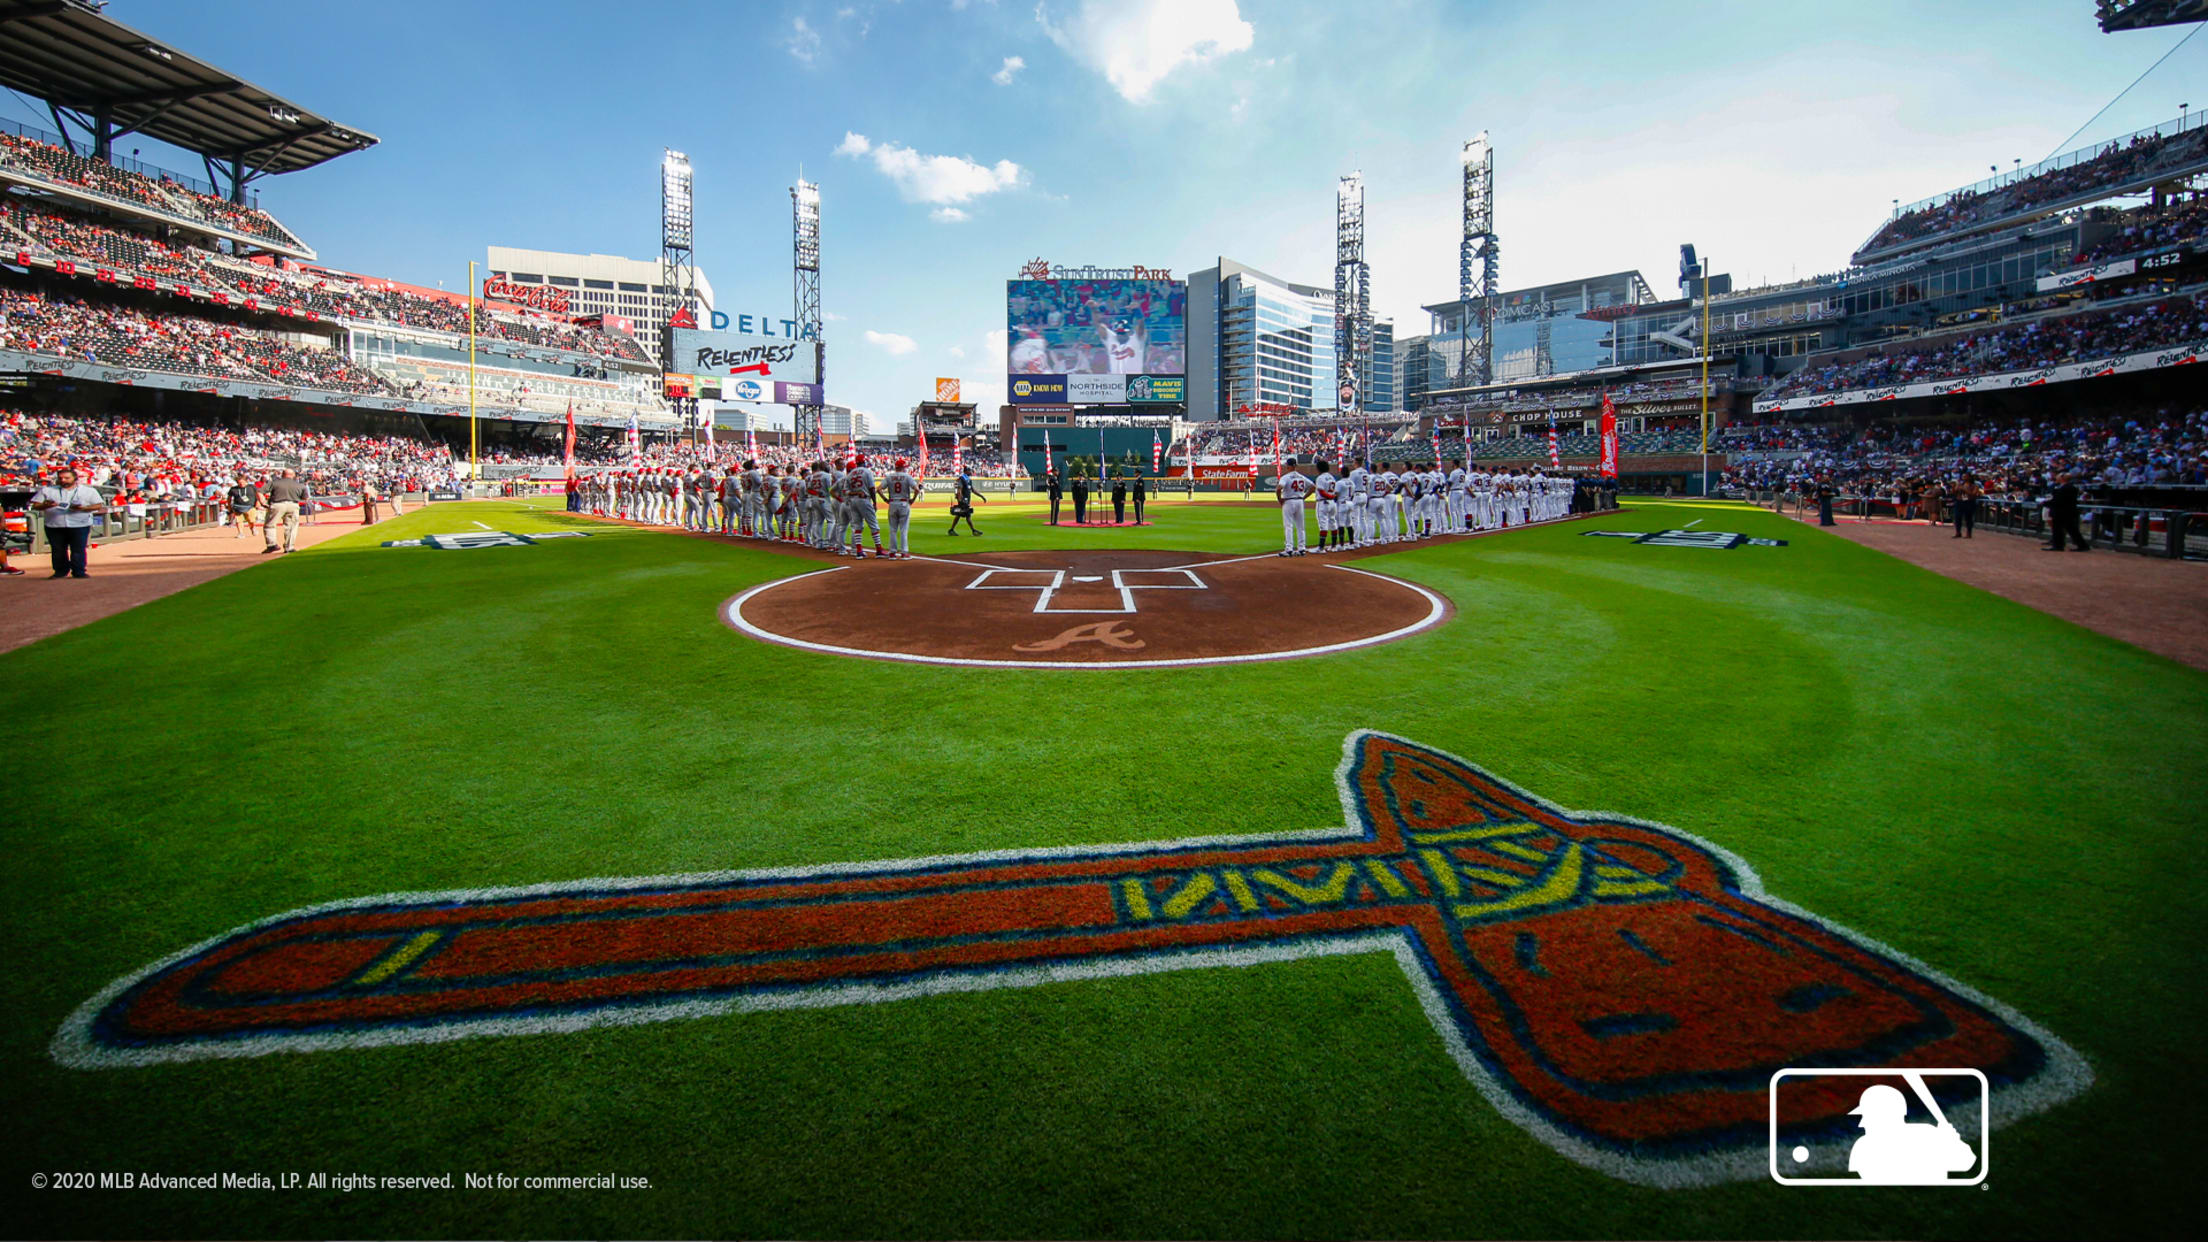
left=4, top=1, right=2202, bottom=429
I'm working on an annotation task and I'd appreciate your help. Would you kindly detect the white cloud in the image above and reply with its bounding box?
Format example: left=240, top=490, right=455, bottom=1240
left=992, top=55, right=1025, bottom=85
left=786, top=16, right=822, bottom=65
left=1037, top=0, right=1253, bottom=103
left=835, top=132, right=1023, bottom=205
left=865, top=330, right=919, bottom=355
left=948, top=344, right=967, bottom=358
left=931, top=206, right=970, bottom=223
left=824, top=310, right=847, bottom=322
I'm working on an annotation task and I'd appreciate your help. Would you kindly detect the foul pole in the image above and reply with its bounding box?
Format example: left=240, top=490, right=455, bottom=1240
left=1699, top=258, right=1711, bottom=498
left=467, top=259, right=478, bottom=484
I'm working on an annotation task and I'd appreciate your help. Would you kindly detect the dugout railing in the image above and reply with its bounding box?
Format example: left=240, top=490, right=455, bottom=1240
left=1764, top=490, right=2206, bottom=559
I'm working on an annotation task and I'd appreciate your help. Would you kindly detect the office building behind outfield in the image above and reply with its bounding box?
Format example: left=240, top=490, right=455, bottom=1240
left=1185, top=258, right=1395, bottom=421
left=1413, top=271, right=1657, bottom=407
left=485, top=246, right=717, bottom=345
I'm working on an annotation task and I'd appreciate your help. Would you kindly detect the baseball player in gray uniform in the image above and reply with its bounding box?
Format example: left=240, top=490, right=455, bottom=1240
left=880, top=457, right=921, bottom=559
left=840, top=459, right=884, bottom=557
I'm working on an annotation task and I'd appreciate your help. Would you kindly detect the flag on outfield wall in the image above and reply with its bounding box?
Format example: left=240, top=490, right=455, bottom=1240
left=1152, top=429, right=1162, bottom=474
left=1547, top=415, right=1561, bottom=468
left=626, top=410, right=641, bottom=465
left=1598, top=392, right=1620, bottom=478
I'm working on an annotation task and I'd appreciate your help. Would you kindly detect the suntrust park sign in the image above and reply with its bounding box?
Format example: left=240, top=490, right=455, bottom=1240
left=482, top=278, right=570, bottom=316
left=1017, top=258, right=1174, bottom=280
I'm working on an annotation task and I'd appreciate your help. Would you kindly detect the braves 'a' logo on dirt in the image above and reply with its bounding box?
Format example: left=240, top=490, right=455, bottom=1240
left=52, top=734, right=2088, bottom=1186
left=1013, top=621, right=1144, bottom=652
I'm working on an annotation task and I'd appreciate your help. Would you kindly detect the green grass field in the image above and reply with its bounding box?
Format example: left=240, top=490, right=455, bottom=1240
left=3, top=498, right=2202, bottom=1239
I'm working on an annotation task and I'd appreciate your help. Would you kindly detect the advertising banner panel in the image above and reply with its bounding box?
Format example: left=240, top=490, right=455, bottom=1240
left=1007, top=374, right=1069, bottom=403
left=1127, top=374, right=1185, bottom=403
left=1066, top=373, right=1127, bottom=404
left=670, top=326, right=818, bottom=398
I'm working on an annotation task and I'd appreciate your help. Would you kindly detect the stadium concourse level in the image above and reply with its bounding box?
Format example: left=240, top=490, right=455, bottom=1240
left=0, top=288, right=390, bottom=393
left=1717, top=405, right=2208, bottom=498
left=1761, top=290, right=2208, bottom=400
left=1856, top=122, right=2208, bottom=258
left=0, top=198, right=650, bottom=364
left=1, top=410, right=463, bottom=497
left=0, top=130, right=307, bottom=252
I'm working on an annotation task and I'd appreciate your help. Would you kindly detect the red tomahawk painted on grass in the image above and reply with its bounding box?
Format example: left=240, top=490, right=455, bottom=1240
left=52, top=733, right=2088, bottom=1186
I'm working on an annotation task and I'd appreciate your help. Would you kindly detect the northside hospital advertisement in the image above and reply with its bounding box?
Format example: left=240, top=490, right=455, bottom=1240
left=1008, top=272, right=1187, bottom=406
left=667, top=310, right=821, bottom=407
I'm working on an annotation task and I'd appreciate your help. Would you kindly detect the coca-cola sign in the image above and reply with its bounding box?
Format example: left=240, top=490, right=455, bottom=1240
left=483, top=277, right=571, bottom=316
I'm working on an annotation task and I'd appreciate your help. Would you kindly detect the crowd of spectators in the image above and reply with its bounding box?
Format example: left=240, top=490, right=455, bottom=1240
left=1718, top=406, right=2208, bottom=499
left=2074, top=195, right=2208, bottom=266
left=1858, top=124, right=2208, bottom=256
left=0, top=288, right=392, bottom=393
left=1761, top=291, right=2208, bottom=399
left=1, top=409, right=461, bottom=501
left=1, top=194, right=649, bottom=365
left=0, top=131, right=307, bottom=251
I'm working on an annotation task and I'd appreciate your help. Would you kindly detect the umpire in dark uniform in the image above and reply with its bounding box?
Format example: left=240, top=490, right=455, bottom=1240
left=1071, top=471, right=1089, bottom=524
left=2044, top=473, right=2089, bottom=552
left=1045, top=467, right=1063, bottom=524
left=1132, top=473, right=1148, bottom=524
left=1815, top=476, right=1837, bottom=526
left=1111, top=470, right=1127, bottom=523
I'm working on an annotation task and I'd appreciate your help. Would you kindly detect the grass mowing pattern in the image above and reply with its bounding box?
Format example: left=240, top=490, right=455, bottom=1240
left=2, top=499, right=2202, bottom=1239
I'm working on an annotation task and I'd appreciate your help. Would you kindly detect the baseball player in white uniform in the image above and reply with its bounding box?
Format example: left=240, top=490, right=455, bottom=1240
left=880, top=457, right=921, bottom=559
left=1276, top=457, right=1315, bottom=555
left=1342, top=460, right=1368, bottom=547
left=1446, top=460, right=1469, bottom=532
left=1312, top=461, right=1341, bottom=552
left=1368, top=465, right=1396, bottom=544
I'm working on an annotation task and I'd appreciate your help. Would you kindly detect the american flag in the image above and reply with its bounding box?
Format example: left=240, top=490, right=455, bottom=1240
left=1547, top=417, right=1560, bottom=467
left=1431, top=424, right=1443, bottom=464
left=1152, top=429, right=1162, bottom=474
left=918, top=431, right=930, bottom=478
left=746, top=426, right=758, bottom=462
left=625, top=410, right=640, bottom=465
left=1271, top=419, right=1282, bottom=473
left=952, top=438, right=964, bottom=476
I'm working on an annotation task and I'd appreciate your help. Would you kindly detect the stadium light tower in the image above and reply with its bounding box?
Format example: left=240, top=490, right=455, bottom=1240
left=792, top=178, right=824, bottom=448
left=660, top=149, right=702, bottom=446
left=1458, top=133, right=1498, bottom=388
left=1334, top=172, right=1371, bottom=440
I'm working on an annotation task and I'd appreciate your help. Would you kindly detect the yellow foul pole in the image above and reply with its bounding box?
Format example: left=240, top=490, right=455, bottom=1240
left=1699, top=267, right=1712, bottom=497
left=468, top=260, right=479, bottom=486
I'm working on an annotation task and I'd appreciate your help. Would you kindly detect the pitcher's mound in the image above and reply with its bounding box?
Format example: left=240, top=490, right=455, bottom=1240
left=724, top=549, right=1451, bottom=669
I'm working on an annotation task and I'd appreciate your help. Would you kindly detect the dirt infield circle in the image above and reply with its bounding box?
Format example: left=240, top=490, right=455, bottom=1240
left=725, top=549, right=1451, bottom=669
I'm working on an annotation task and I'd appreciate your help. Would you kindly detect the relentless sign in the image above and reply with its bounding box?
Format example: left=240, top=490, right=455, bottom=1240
left=670, top=326, right=819, bottom=399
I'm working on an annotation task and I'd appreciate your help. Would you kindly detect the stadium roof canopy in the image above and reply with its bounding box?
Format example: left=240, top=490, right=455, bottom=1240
left=2095, top=0, right=2208, bottom=31
left=0, top=0, right=377, bottom=194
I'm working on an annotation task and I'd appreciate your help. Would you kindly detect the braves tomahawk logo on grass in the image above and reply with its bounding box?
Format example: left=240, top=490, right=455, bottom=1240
left=53, top=733, right=2087, bottom=1187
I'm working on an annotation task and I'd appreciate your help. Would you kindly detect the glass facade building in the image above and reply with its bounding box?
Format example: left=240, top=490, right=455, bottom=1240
left=1185, top=258, right=1394, bottom=421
